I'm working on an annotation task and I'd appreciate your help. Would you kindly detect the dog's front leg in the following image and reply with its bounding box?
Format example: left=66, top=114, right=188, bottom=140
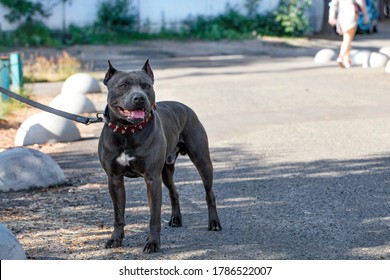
left=143, top=175, right=162, bottom=253
left=105, top=175, right=126, bottom=248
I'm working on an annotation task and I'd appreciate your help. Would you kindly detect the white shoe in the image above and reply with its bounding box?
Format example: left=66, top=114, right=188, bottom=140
left=344, top=59, right=351, bottom=68
left=337, top=56, right=345, bottom=68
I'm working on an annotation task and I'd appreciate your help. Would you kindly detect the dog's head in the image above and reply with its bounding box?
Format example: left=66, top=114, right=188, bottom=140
left=103, top=59, right=155, bottom=124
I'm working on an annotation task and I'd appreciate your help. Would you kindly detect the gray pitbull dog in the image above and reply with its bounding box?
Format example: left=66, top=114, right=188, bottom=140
left=98, top=60, right=222, bottom=253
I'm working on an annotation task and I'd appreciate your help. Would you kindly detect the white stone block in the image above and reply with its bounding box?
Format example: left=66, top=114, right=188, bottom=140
left=351, top=50, right=371, bottom=66
left=15, top=112, right=81, bottom=146
left=49, top=94, right=96, bottom=114
left=379, top=46, right=390, bottom=58
left=0, top=147, right=65, bottom=192
left=61, top=73, right=101, bottom=95
left=385, top=60, right=390, bottom=73
left=368, top=52, right=389, bottom=68
left=0, top=224, right=26, bottom=259
left=314, top=49, right=337, bottom=63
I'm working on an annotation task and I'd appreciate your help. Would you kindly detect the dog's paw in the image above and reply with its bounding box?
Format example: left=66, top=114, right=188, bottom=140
left=143, top=240, right=161, bottom=253
left=208, top=220, right=222, bottom=231
left=105, top=229, right=124, bottom=248
left=169, top=216, right=182, bottom=227
left=105, top=238, right=122, bottom=249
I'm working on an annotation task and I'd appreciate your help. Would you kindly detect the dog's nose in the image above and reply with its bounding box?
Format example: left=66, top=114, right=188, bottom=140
left=132, top=93, right=146, bottom=104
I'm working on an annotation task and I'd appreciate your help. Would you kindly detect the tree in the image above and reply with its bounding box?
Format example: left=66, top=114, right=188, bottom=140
left=0, top=0, right=49, bottom=24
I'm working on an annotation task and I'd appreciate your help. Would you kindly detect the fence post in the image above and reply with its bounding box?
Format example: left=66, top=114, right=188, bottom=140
left=0, top=56, right=10, bottom=101
left=10, top=52, right=23, bottom=91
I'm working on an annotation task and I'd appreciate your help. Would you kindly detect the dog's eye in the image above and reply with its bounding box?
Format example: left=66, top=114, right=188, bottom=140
left=140, top=83, right=151, bottom=89
left=118, top=84, right=127, bottom=90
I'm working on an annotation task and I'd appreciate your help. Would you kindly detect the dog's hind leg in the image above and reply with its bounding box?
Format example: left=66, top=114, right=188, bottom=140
left=162, top=163, right=183, bottom=227
left=191, top=152, right=222, bottom=231
left=183, top=127, right=222, bottom=231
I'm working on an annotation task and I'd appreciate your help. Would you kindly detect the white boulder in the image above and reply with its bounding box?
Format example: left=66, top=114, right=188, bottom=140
left=314, top=49, right=337, bottom=63
left=368, top=52, right=389, bottom=68
left=351, top=50, right=371, bottom=66
left=379, top=47, right=390, bottom=58
left=15, top=112, right=81, bottom=146
left=386, top=60, right=390, bottom=73
left=61, top=73, right=101, bottom=95
left=0, top=147, right=65, bottom=192
left=0, top=224, right=26, bottom=259
left=49, top=94, right=96, bottom=114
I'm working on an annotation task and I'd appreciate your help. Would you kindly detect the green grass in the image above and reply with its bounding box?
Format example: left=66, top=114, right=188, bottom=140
left=0, top=89, right=29, bottom=119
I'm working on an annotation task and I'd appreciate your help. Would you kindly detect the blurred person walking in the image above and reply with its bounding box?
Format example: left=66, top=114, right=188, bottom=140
left=328, top=0, right=369, bottom=68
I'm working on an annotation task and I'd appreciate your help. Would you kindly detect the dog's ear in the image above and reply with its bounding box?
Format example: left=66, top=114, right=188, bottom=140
left=142, top=59, right=154, bottom=84
left=103, top=60, right=117, bottom=85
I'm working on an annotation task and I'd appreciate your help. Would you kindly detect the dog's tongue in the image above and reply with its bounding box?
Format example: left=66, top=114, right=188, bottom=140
left=130, top=109, right=145, bottom=119
left=117, top=107, right=145, bottom=120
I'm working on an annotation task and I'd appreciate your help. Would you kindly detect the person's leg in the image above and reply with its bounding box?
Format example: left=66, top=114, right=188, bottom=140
left=339, top=27, right=357, bottom=67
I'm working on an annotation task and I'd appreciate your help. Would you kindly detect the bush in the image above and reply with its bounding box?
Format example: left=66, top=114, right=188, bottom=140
left=0, top=21, right=61, bottom=48
left=66, top=24, right=95, bottom=45
left=63, top=0, right=142, bottom=45
left=182, top=6, right=255, bottom=40
left=181, top=1, right=313, bottom=40
left=275, top=0, right=312, bottom=37
left=13, top=21, right=61, bottom=47
left=252, top=12, right=285, bottom=37
left=0, top=0, right=314, bottom=47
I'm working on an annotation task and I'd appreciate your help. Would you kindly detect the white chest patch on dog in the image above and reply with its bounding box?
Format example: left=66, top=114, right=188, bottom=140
left=116, top=152, right=136, bottom=167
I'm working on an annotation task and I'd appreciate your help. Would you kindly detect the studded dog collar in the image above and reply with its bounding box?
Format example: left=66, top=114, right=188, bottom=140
left=103, top=105, right=155, bottom=134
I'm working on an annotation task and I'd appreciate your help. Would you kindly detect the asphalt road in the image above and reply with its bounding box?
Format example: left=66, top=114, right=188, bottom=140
left=159, top=24, right=390, bottom=259
left=8, top=23, right=390, bottom=260
left=149, top=56, right=390, bottom=260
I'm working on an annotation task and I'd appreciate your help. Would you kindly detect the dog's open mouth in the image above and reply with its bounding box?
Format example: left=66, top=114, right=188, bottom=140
left=116, top=106, right=145, bottom=120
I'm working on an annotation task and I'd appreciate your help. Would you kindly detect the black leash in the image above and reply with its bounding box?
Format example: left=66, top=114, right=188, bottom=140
left=0, top=86, right=104, bottom=125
